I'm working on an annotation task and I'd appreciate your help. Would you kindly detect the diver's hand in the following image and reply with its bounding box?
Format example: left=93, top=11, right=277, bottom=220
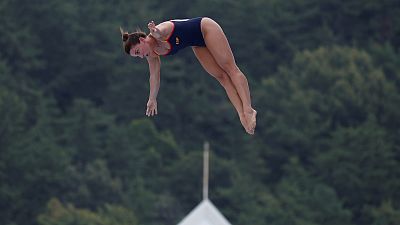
left=148, top=21, right=162, bottom=39
left=146, top=98, right=158, bottom=116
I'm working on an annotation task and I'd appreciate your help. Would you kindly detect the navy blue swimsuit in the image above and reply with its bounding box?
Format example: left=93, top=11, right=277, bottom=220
left=161, top=17, right=206, bottom=56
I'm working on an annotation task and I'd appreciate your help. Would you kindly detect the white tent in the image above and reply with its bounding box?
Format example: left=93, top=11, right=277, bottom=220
left=177, top=199, right=232, bottom=225
left=176, top=142, right=232, bottom=225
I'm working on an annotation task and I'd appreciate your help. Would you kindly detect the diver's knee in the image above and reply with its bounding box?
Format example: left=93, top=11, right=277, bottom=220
left=214, top=72, right=230, bottom=86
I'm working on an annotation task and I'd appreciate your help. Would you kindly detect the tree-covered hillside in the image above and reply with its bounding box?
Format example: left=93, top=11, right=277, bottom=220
left=1, top=0, right=399, bottom=225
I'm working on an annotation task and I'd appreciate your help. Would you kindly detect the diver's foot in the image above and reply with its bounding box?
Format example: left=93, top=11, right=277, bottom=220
left=244, top=109, right=257, bottom=135
left=239, top=114, right=253, bottom=134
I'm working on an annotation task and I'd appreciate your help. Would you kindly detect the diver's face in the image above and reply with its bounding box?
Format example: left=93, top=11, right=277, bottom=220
left=130, top=39, right=150, bottom=58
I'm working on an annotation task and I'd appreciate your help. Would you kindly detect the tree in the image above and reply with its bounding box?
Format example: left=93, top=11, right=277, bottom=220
left=38, top=198, right=138, bottom=225
left=314, top=118, right=400, bottom=224
left=60, top=160, right=123, bottom=210
left=253, top=46, right=400, bottom=224
left=0, top=95, right=71, bottom=225
left=369, top=201, right=400, bottom=225
left=105, top=118, right=183, bottom=224
left=217, top=157, right=352, bottom=225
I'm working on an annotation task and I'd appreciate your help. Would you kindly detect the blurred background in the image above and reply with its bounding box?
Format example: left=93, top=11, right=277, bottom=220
left=1, top=0, right=400, bottom=224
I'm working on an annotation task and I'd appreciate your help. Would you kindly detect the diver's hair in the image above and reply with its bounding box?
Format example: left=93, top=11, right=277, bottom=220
left=120, top=27, right=147, bottom=55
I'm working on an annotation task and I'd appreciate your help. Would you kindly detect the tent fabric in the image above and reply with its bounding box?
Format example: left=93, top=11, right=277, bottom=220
left=177, top=199, right=232, bottom=225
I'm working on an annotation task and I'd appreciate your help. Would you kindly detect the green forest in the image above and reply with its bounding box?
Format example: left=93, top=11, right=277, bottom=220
left=1, top=0, right=400, bottom=224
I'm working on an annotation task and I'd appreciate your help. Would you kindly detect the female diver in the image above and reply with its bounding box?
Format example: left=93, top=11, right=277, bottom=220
left=121, top=17, right=257, bottom=134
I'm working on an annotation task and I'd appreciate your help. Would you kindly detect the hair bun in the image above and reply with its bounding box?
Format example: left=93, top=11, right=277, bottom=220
left=122, top=33, right=129, bottom=42
left=120, top=27, right=129, bottom=42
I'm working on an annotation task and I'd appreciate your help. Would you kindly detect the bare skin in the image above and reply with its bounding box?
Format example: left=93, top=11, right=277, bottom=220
left=192, top=46, right=249, bottom=133
left=129, top=18, right=257, bottom=134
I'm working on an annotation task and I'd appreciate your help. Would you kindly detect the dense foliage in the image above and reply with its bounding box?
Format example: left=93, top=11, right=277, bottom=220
left=1, top=0, right=399, bottom=225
